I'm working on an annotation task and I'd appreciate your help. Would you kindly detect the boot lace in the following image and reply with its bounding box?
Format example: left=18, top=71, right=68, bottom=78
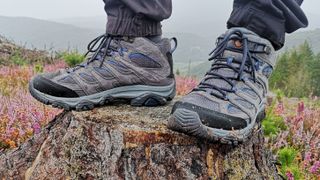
left=68, top=34, right=126, bottom=72
left=194, top=29, right=266, bottom=100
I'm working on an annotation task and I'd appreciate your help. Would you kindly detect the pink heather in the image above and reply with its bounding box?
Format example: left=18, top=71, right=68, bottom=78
left=1, top=62, right=63, bottom=149
left=286, top=171, right=294, bottom=180
left=310, top=161, right=320, bottom=174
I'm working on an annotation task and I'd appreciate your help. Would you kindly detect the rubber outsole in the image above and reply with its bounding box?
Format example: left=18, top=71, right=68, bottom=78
left=167, top=108, right=266, bottom=145
left=29, top=79, right=176, bottom=111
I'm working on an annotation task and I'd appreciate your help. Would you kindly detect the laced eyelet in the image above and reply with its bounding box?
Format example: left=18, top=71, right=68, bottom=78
left=201, top=29, right=258, bottom=101
left=68, top=34, right=129, bottom=72
left=234, top=40, right=242, bottom=48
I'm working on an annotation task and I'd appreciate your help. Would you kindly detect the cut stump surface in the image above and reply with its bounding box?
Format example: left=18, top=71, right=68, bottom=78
left=0, top=101, right=280, bottom=180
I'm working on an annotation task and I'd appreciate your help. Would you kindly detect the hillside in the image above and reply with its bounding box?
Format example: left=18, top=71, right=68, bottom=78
left=285, top=28, right=320, bottom=53
left=0, top=36, right=52, bottom=65
left=52, top=16, right=106, bottom=31
left=0, top=16, right=103, bottom=52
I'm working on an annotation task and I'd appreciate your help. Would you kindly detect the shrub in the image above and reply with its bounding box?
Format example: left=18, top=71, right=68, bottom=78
left=175, top=76, right=198, bottom=96
left=263, top=100, right=287, bottom=137
left=278, top=147, right=298, bottom=168
left=9, top=51, right=27, bottom=66
left=266, top=98, right=320, bottom=179
left=34, top=64, right=44, bottom=73
left=61, top=51, right=85, bottom=67
left=278, top=147, right=302, bottom=179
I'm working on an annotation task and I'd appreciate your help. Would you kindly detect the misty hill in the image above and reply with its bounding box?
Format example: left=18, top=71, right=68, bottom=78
left=0, top=16, right=213, bottom=64
left=0, top=16, right=104, bottom=52
left=285, top=29, right=320, bottom=53
left=52, top=16, right=106, bottom=31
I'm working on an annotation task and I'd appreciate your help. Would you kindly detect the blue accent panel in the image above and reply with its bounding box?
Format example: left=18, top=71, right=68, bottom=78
left=227, top=57, right=234, bottom=65
left=128, top=53, right=161, bottom=68
left=129, top=53, right=156, bottom=62
left=262, top=66, right=273, bottom=78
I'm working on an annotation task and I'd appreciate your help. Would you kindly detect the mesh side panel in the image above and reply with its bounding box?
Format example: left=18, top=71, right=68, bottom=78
left=129, top=53, right=161, bottom=68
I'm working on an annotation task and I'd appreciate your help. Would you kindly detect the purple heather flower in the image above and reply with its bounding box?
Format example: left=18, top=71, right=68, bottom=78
left=310, top=161, right=320, bottom=174
left=286, top=171, right=294, bottom=180
left=32, top=123, right=41, bottom=134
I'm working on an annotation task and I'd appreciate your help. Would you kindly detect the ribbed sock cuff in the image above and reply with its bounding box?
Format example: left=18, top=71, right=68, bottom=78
left=106, top=16, right=162, bottom=37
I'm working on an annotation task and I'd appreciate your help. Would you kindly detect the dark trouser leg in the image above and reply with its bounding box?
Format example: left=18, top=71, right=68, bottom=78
left=103, top=0, right=172, bottom=37
left=227, top=0, right=308, bottom=50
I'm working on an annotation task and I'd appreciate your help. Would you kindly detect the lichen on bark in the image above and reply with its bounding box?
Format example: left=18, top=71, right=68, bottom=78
left=0, top=103, right=280, bottom=180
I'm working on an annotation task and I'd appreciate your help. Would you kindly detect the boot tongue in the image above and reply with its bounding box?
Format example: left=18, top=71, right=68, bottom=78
left=68, top=37, right=118, bottom=72
left=198, top=28, right=276, bottom=99
left=84, top=37, right=122, bottom=65
left=203, top=49, right=243, bottom=89
left=201, top=38, right=256, bottom=97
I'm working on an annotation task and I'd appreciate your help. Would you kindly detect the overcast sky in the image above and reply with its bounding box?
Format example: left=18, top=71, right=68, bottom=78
left=0, top=0, right=319, bottom=19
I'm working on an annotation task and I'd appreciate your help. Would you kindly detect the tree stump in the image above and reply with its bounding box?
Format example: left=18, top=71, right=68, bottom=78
left=0, top=101, right=280, bottom=179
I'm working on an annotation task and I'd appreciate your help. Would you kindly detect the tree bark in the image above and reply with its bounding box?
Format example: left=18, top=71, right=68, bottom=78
left=0, top=102, right=280, bottom=180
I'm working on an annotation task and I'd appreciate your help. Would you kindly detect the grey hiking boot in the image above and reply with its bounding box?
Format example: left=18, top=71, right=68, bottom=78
left=168, top=28, right=276, bottom=144
left=29, top=34, right=177, bottom=111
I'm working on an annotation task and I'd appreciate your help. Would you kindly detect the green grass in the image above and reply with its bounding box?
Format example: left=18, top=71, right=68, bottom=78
left=58, top=51, right=85, bottom=67
left=278, top=147, right=302, bottom=179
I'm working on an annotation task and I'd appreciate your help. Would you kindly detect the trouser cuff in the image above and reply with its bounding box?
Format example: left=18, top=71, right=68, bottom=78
left=227, top=7, right=285, bottom=50
left=106, top=16, right=162, bottom=37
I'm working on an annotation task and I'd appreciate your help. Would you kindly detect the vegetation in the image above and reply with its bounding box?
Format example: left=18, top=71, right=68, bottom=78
left=0, top=38, right=319, bottom=179
left=278, top=147, right=301, bottom=179
left=0, top=36, right=52, bottom=66
left=57, top=51, right=85, bottom=67
left=0, top=63, right=64, bottom=151
left=270, top=42, right=320, bottom=98
left=263, top=94, right=320, bottom=179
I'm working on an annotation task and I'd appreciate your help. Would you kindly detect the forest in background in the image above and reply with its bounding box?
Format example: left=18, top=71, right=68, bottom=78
left=270, top=42, right=320, bottom=98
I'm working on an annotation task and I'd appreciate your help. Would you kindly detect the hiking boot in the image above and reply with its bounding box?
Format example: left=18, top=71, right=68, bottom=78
left=29, top=35, right=177, bottom=111
left=168, top=28, right=276, bottom=144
